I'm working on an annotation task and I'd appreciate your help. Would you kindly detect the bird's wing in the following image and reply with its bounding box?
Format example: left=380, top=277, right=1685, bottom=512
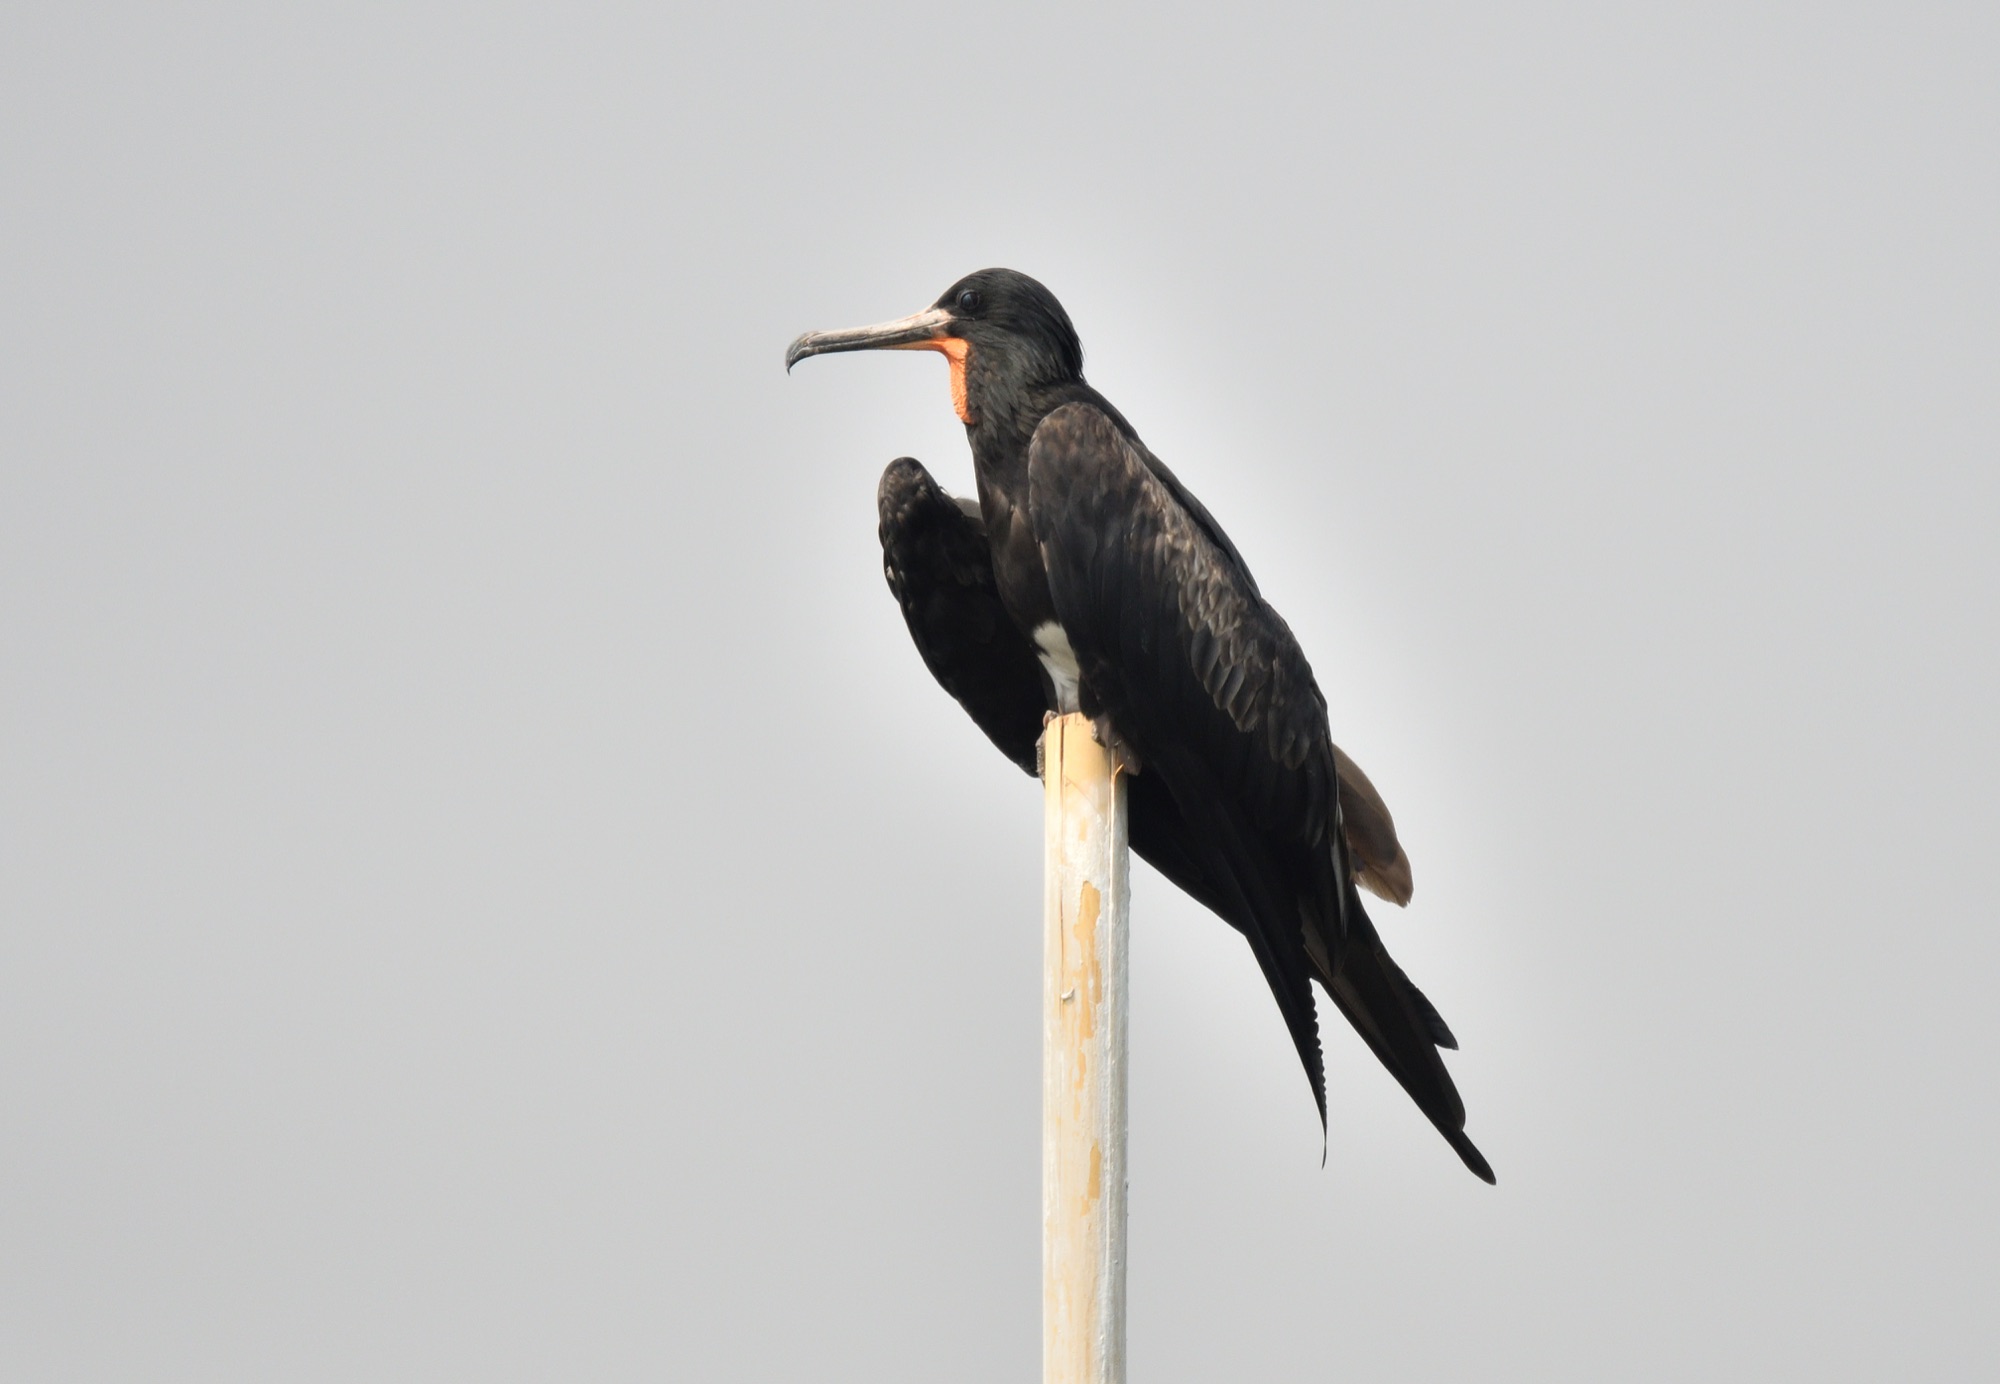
left=1029, top=405, right=1339, bottom=840
left=876, top=458, right=1048, bottom=775
left=875, top=457, right=1415, bottom=906
left=1026, top=401, right=1342, bottom=1122
left=872, top=461, right=1283, bottom=946
left=1138, top=435, right=1416, bottom=904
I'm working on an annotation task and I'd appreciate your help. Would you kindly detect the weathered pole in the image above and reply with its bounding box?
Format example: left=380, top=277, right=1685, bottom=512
left=1040, top=712, right=1130, bottom=1384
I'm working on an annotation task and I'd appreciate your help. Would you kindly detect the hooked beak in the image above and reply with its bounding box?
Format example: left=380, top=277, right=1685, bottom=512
left=785, top=307, right=956, bottom=372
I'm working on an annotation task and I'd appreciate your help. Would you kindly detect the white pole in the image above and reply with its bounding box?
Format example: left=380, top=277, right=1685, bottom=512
left=1041, top=713, right=1130, bottom=1384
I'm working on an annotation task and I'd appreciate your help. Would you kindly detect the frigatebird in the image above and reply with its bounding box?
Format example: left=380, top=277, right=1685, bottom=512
left=787, top=269, right=1492, bottom=1183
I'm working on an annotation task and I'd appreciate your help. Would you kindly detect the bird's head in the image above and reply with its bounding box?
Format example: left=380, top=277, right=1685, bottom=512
left=785, top=268, right=1083, bottom=427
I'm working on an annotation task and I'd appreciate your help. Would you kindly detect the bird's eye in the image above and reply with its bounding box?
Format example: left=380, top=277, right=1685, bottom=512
left=956, top=288, right=983, bottom=314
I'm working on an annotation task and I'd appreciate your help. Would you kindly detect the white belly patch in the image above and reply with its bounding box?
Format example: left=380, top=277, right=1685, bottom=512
left=1032, top=621, right=1082, bottom=714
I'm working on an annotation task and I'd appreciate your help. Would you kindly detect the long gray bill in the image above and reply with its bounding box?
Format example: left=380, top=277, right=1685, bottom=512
left=785, top=307, right=954, bottom=371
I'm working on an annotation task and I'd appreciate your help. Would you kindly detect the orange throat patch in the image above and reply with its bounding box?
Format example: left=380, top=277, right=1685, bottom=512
left=894, top=335, right=972, bottom=423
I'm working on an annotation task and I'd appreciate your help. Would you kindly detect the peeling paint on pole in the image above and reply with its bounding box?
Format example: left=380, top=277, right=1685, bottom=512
left=1042, top=714, right=1129, bottom=1384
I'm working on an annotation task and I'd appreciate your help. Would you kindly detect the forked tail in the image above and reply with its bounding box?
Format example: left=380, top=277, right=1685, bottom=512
left=1320, top=891, right=1495, bottom=1184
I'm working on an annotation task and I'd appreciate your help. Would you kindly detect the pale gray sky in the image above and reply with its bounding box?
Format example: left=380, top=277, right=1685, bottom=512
left=4, top=4, right=1997, bottom=1380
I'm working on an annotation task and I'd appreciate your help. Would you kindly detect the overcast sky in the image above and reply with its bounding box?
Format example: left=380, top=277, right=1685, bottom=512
left=5, top=4, right=1997, bottom=1380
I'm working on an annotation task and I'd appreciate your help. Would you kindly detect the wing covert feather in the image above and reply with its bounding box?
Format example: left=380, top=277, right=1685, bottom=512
left=1027, top=402, right=1338, bottom=1118
left=1025, top=403, right=1337, bottom=843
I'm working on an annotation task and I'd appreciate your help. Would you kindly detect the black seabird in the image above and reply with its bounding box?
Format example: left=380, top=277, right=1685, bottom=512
left=787, top=269, right=1492, bottom=1182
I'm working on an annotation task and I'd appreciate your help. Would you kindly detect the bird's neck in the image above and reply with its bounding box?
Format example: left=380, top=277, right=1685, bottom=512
left=964, top=377, right=1105, bottom=499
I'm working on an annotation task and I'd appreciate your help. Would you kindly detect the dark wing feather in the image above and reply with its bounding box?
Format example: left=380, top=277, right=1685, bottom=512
left=876, top=458, right=1046, bottom=774
left=1025, top=404, right=1491, bottom=1179
left=1026, top=403, right=1338, bottom=1123
left=874, top=456, right=1276, bottom=923
left=876, top=459, right=1414, bottom=905
left=1026, top=404, right=1344, bottom=916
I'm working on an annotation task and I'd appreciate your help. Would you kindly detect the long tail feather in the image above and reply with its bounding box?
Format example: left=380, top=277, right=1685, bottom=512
left=1322, top=892, right=1495, bottom=1183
